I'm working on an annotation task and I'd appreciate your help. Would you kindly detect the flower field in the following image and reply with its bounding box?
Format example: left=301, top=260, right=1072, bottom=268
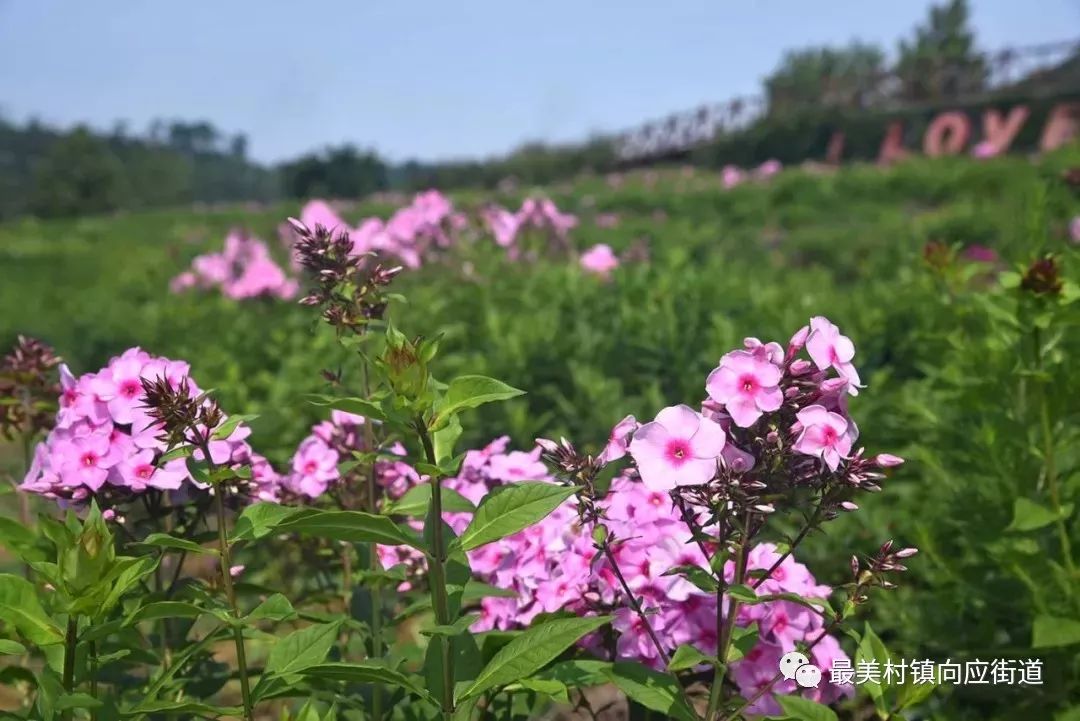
left=1, top=149, right=1078, bottom=721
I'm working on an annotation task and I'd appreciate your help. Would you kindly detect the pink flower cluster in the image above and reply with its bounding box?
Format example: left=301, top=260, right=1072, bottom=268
left=170, top=231, right=299, bottom=300
left=294, top=192, right=466, bottom=270
left=20, top=348, right=265, bottom=503
left=481, top=197, right=577, bottom=250
left=721, top=160, right=783, bottom=189
left=579, top=244, right=620, bottom=278
left=366, top=430, right=852, bottom=714
left=281, top=410, right=418, bottom=500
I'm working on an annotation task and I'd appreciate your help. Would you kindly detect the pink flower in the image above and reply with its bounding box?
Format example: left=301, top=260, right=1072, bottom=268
left=170, top=271, right=198, bottom=293
left=628, top=405, right=726, bottom=490
left=58, top=432, right=119, bottom=491
left=595, top=213, right=619, bottom=228
left=601, top=415, right=639, bottom=463
left=289, top=437, right=340, bottom=498
left=300, top=200, right=350, bottom=235
left=91, top=356, right=147, bottom=425
left=721, top=165, right=744, bottom=189
left=755, top=159, right=783, bottom=179
left=1070, top=216, right=1080, bottom=245
left=706, top=350, right=783, bottom=428
left=115, top=449, right=186, bottom=491
left=804, top=316, right=861, bottom=395
left=580, top=244, right=619, bottom=278
left=792, top=405, right=853, bottom=471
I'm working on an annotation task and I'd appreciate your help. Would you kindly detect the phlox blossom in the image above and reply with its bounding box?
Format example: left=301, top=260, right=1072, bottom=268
left=705, top=350, right=783, bottom=428
left=628, top=405, right=726, bottom=490
left=792, top=404, right=854, bottom=471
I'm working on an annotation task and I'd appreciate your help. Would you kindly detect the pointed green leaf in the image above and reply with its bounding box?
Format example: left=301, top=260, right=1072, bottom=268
left=436, top=375, right=525, bottom=420
left=603, top=663, right=699, bottom=721
left=125, top=601, right=206, bottom=625
left=0, top=639, right=27, bottom=655
left=299, top=662, right=434, bottom=703
left=775, top=694, right=839, bottom=721
left=1006, top=498, right=1072, bottom=532
left=266, top=621, right=342, bottom=676
left=279, top=510, right=426, bottom=550
left=457, top=615, right=611, bottom=701
left=384, top=482, right=476, bottom=517
left=460, top=482, right=578, bottom=552
left=246, top=594, right=297, bottom=623
left=0, top=574, right=63, bottom=646
left=135, top=533, right=217, bottom=556
left=1033, top=614, right=1080, bottom=648
left=668, top=644, right=714, bottom=671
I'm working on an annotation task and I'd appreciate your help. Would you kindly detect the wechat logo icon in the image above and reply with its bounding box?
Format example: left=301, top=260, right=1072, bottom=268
left=779, top=651, right=822, bottom=689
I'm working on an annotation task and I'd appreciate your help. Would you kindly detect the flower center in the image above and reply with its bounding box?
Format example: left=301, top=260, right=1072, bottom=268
left=740, top=375, right=757, bottom=393
left=81, top=453, right=98, bottom=467
left=665, top=439, right=692, bottom=466
left=304, top=461, right=318, bottom=474
left=120, top=380, right=142, bottom=399
left=823, top=427, right=838, bottom=444
left=136, top=465, right=154, bottom=479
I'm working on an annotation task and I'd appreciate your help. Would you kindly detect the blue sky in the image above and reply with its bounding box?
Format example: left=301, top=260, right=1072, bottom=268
left=1, top=0, right=1076, bottom=163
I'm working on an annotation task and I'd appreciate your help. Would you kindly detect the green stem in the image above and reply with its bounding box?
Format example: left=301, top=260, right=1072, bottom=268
left=62, top=615, right=78, bottom=720
left=363, top=367, right=385, bottom=721
left=1034, top=328, right=1075, bottom=576
left=212, top=479, right=254, bottom=721
left=708, top=513, right=751, bottom=721
left=417, top=418, right=454, bottom=721
left=90, top=640, right=98, bottom=718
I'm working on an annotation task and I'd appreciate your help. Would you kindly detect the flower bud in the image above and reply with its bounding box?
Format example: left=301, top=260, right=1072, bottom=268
left=894, top=547, right=919, bottom=558
left=286, top=217, right=310, bottom=237
left=879, top=539, right=894, bottom=555
left=874, top=453, right=904, bottom=468
left=788, top=325, right=810, bottom=353
left=592, top=524, right=609, bottom=545
left=840, top=501, right=858, bottom=511
left=788, top=359, right=812, bottom=376
left=850, top=555, right=859, bottom=577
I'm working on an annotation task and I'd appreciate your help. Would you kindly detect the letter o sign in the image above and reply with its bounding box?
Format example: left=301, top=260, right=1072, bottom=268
left=923, top=112, right=971, bottom=157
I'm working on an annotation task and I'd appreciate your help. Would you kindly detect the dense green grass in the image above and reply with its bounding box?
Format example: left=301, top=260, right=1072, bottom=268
left=2, top=151, right=1079, bottom=719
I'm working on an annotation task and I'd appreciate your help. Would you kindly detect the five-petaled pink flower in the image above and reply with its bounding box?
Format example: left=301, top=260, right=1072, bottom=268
left=792, top=405, right=853, bottom=471
left=628, top=405, right=726, bottom=491
left=705, top=350, right=783, bottom=428
left=804, top=316, right=862, bottom=395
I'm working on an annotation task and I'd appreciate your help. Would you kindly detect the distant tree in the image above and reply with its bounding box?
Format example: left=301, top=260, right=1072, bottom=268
left=279, top=145, right=388, bottom=199
left=895, top=0, right=986, bottom=102
left=29, top=127, right=131, bottom=217
left=765, top=42, right=888, bottom=115
left=230, top=134, right=248, bottom=160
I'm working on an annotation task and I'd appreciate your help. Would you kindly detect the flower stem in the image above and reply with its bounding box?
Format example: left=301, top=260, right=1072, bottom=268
left=62, top=615, right=78, bottom=721
left=708, top=513, right=750, bottom=721
left=1033, top=327, right=1075, bottom=576
left=211, top=476, right=254, bottom=721
left=751, top=504, right=822, bottom=590
left=416, top=418, right=454, bottom=721
left=362, top=367, right=385, bottom=721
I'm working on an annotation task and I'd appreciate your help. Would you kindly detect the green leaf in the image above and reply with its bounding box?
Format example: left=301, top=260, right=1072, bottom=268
left=279, top=510, right=426, bottom=550
left=1032, top=614, right=1080, bottom=648
left=435, top=375, right=525, bottom=421
left=299, top=662, right=434, bottom=703
left=727, top=623, right=759, bottom=662
left=246, top=593, right=297, bottom=623
left=532, top=659, right=614, bottom=688
left=98, top=556, right=159, bottom=616
left=135, top=533, right=217, bottom=556
left=663, top=564, right=718, bottom=593
left=308, top=394, right=387, bottom=423
left=232, top=503, right=305, bottom=541
left=125, top=601, right=206, bottom=625
left=460, top=482, right=578, bottom=552
left=122, top=700, right=242, bottom=717
left=0, top=639, right=27, bottom=655
left=266, top=621, right=342, bottom=676
left=158, top=445, right=193, bottom=463
left=668, top=644, right=713, bottom=671
left=775, top=694, right=839, bottom=721
left=433, top=413, right=463, bottom=465
left=423, top=614, right=480, bottom=637
left=384, top=482, right=476, bottom=517
left=725, top=584, right=759, bottom=603
left=855, top=624, right=890, bottom=717
left=603, top=663, right=698, bottom=721
left=1006, top=498, right=1072, bottom=532
left=457, top=615, right=611, bottom=701
left=0, top=574, right=63, bottom=646
left=209, top=413, right=258, bottom=441
left=54, top=693, right=103, bottom=711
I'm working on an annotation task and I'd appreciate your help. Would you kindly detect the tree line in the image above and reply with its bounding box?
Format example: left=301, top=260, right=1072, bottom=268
left=1, top=0, right=1074, bottom=221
